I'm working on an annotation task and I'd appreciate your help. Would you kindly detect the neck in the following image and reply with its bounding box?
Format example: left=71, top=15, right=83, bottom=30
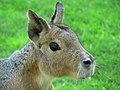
left=19, top=41, right=52, bottom=90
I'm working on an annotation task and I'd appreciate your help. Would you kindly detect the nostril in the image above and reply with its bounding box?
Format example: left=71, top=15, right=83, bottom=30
left=83, top=60, right=91, bottom=65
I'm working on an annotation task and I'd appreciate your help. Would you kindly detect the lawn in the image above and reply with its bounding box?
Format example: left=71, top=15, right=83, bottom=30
left=0, top=0, right=120, bottom=90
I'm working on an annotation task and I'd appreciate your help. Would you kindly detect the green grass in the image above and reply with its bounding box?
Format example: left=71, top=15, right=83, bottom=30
left=0, top=0, right=120, bottom=90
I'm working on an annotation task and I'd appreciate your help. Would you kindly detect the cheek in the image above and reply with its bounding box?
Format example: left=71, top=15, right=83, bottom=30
left=40, top=46, right=80, bottom=77
left=66, top=53, right=81, bottom=69
left=39, top=50, right=65, bottom=76
left=66, top=59, right=79, bottom=73
left=62, top=53, right=83, bottom=77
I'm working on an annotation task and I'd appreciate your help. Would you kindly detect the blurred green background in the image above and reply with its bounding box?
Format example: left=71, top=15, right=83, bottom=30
left=0, top=0, right=120, bottom=90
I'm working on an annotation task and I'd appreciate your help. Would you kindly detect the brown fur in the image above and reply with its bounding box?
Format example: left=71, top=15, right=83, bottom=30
left=0, top=2, right=95, bottom=90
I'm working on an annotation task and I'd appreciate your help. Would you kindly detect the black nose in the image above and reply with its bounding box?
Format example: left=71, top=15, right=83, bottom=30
left=83, top=59, right=92, bottom=67
left=83, top=60, right=91, bottom=65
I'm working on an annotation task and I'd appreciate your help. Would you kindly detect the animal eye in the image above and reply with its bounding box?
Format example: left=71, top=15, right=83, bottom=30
left=49, top=42, right=61, bottom=51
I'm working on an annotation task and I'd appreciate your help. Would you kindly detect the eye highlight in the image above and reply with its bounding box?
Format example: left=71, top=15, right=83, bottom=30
left=49, top=42, right=61, bottom=51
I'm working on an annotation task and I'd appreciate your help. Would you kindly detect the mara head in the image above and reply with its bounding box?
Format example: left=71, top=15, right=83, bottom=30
left=27, top=2, right=96, bottom=79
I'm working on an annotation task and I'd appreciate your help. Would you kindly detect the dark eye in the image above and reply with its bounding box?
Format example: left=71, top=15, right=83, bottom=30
left=49, top=42, right=61, bottom=51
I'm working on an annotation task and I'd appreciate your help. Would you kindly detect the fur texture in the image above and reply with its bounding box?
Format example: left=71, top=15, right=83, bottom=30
left=0, top=2, right=95, bottom=90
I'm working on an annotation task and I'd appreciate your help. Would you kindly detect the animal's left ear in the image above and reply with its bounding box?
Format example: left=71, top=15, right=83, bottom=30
left=50, top=2, right=64, bottom=24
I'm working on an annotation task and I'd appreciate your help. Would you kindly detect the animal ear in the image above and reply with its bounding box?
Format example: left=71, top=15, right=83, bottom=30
left=28, top=10, right=51, bottom=43
left=50, top=2, right=64, bottom=24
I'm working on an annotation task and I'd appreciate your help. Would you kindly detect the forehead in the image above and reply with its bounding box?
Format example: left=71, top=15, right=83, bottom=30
left=48, top=24, right=80, bottom=46
left=49, top=24, right=75, bottom=38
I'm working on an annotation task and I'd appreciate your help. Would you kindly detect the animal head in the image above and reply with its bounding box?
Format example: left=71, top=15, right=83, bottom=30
left=27, top=2, right=95, bottom=79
